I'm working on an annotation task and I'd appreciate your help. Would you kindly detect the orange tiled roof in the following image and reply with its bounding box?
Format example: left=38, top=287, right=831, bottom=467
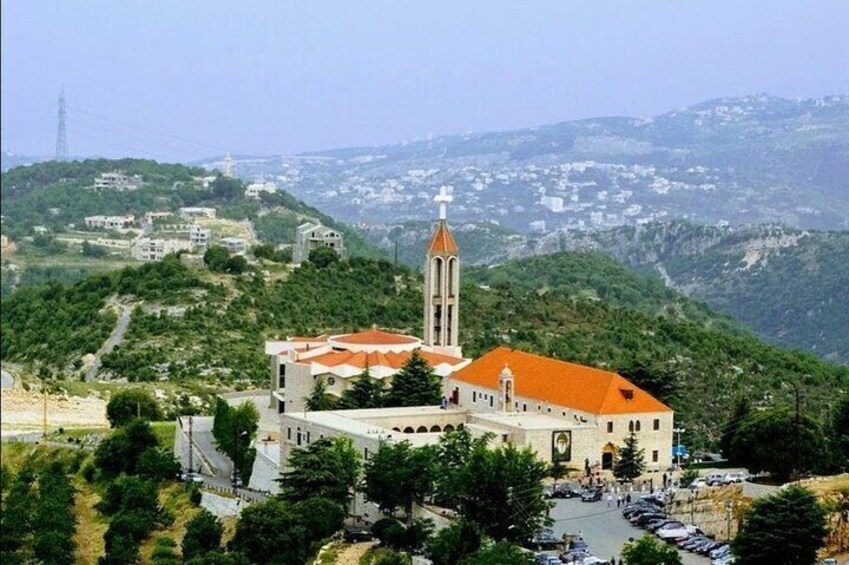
left=309, top=349, right=465, bottom=370
left=427, top=220, right=458, bottom=254
left=450, top=347, right=672, bottom=415
left=334, top=329, right=420, bottom=345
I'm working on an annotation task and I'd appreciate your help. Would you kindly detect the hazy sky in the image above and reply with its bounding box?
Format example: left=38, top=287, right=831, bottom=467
left=2, top=0, right=847, bottom=161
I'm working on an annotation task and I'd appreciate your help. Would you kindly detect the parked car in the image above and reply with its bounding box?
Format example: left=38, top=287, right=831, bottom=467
left=343, top=525, right=374, bottom=542
left=657, top=524, right=701, bottom=541
left=705, top=472, right=726, bottom=486
left=634, top=512, right=666, bottom=527
left=724, top=472, right=748, bottom=483
left=580, top=488, right=603, bottom=502
left=689, top=478, right=708, bottom=489
left=180, top=472, right=204, bottom=484
left=710, top=545, right=731, bottom=559
left=530, top=529, right=561, bottom=550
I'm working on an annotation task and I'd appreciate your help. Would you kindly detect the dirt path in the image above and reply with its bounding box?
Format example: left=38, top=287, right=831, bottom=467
left=333, top=542, right=378, bottom=565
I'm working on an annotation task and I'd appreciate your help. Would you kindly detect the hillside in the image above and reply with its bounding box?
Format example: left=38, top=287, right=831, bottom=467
left=0, top=159, right=383, bottom=293
left=2, top=253, right=845, bottom=449
left=200, top=95, right=849, bottom=232
left=362, top=220, right=849, bottom=364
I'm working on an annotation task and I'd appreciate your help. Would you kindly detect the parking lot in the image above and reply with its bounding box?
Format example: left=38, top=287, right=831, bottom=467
left=549, top=497, right=710, bottom=565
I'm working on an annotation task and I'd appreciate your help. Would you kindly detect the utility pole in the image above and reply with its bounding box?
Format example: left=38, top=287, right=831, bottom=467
left=794, top=384, right=802, bottom=482
left=42, top=386, right=48, bottom=436
left=187, top=416, right=194, bottom=475
left=55, top=86, right=67, bottom=161
left=690, top=493, right=695, bottom=524
left=725, top=499, right=733, bottom=541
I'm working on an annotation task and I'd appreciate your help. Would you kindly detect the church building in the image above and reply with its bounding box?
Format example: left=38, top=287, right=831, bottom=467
left=246, top=187, right=673, bottom=493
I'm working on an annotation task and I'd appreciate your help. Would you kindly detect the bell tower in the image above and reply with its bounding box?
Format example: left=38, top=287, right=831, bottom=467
left=499, top=363, right=514, bottom=413
left=424, top=186, right=461, bottom=358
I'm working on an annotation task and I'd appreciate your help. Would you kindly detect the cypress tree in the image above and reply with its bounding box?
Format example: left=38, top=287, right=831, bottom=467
left=613, top=433, right=645, bottom=482
left=385, top=350, right=442, bottom=407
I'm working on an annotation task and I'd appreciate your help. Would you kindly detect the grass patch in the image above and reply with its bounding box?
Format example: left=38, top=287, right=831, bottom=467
left=72, top=474, right=107, bottom=565
left=316, top=542, right=345, bottom=564
left=139, top=482, right=202, bottom=563
left=151, top=421, right=177, bottom=450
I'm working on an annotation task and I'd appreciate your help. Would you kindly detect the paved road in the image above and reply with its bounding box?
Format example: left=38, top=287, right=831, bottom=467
left=86, top=303, right=132, bottom=381
left=1, top=369, right=13, bottom=389
left=550, top=498, right=710, bottom=565
left=189, top=429, right=268, bottom=502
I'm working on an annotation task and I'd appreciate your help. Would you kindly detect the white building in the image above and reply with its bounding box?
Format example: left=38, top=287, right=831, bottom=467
left=131, top=238, right=192, bottom=262
left=92, top=171, right=142, bottom=192
left=179, top=207, right=217, bottom=220
left=292, top=222, right=345, bottom=264
left=84, top=215, right=135, bottom=230
left=220, top=237, right=246, bottom=255
left=144, top=211, right=174, bottom=224
left=189, top=225, right=210, bottom=249
left=540, top=195, right=565, bottom=213
left=245, top=181, right=278, bottom=199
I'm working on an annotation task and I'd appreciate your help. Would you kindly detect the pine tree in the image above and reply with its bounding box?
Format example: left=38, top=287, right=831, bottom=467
left=613, top=433, right=645, bottom=482
left=733, top=485, right=827, bottom=564
left=384, top=350, right=443, bottom=408
left=720, top=395, right=750, bottom=462
left=337, top=367, right=385, bottom=409
left=305, top=378, right=336, bottom=411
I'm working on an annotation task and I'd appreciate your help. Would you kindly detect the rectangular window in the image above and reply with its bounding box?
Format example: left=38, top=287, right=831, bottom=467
left=296, top=431, right=302, bottom=446
left=653, top=419, right=660, bottom=431
left=607, top=421, right=613, bottom=433
left=523, top=403, right=527, bottom=412
left=473, top=391, right=477, bottom=402
left=652, top=450, right=659, bottom=463
left=306, top=432, right=311, bottom=444
left=287, top=427, right=291, bottom=440
left=278, top=374, right=286, bottom=389
left=489, top=396, right=493, bottom=408
left=278, top=400, right=285, bottom=414
left=364, top=448, right=369, bottom=460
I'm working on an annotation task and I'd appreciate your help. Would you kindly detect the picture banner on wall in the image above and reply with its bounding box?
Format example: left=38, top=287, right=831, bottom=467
left=552, top=430, right=572, bottom=462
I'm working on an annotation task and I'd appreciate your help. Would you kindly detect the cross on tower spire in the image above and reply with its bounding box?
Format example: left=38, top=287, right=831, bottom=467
left=434, top=185, right=453, bottom=220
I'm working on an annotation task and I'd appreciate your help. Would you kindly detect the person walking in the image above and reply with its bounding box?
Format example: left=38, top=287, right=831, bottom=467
left=607, top=492, right=613, bottom=507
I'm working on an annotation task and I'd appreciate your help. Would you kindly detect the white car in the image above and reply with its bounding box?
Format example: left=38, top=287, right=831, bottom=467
left=724, top=472, right=748, bottom=483
left=689, top=478, right=708, bottom=489
left=657, top=524, right=700, bottom=541
left=712, top=556, right=736, bottom=565
left=705, top=472, right=726, bottom=486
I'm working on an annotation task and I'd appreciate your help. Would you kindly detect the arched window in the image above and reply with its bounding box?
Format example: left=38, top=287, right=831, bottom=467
left=403, top=426, right=414, bottom=434
left=443, top=424, right=455, bottom=432
left=448, top=257, right=458, bottom=297
left=392, top=427, right=401, bottom=432
left=628, top=421, right=635, bottom=432
left=433, top=257, right=444, bottom=296
left=416, top=426, right=428, bottom=433
left=635, top=420, right=641, bottom=432
left=429, top=425, right=441, bottom=433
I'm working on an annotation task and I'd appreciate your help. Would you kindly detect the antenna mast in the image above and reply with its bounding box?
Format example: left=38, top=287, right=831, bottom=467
left=55, top=86, right=67, bottom=161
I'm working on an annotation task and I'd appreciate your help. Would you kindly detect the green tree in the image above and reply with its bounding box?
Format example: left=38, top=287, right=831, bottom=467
left=457, top=443, right=551, bottom=543
left=82, top=240, right=108, bottom=258
left=228, top=499, right=308, bottom=565
left=550, top=459, right=567, bottom=488
left=1, top=466, right=35, bottom=558
left=720, top=396, right=750, bottom=462
left=106, top=389, right=162, bottom=428
left=363, top=441, right=436, bottom=520
left=621, top=534, right=683, bottom=565
left=384, top=350, right=442, bottom=408
left=32, top=462, right=76, bottom=565
left=459, top=541, right=535, bottom=565
left=137, top=447, right=181, bottom=482
left=730, top=407, right=825, bottom=481
left=212, top=401, right=259, bottom=483
left=226, top=255, right=248, bottom=275
left=305, top=377, right=337, bottom=411
left=182, top=510, right=223, bottom=561
left=614, top=433, right=645, bottom=482
left=431, top=427, right=493, bottom=509
left=336, top=367, right=385, bottom=409
left=277, top=437, right=362, bottom=510
left=831, top=393, right=849, bottom=466
left=678, top=468, right=699, bottom=488
left=426, top=519, right=482, bottom=565
left=211, top=176, right=244, bottom=200
left=308, top=246, right=339, bottom=268
left=203, top=246, right=230, bottom=272
left=291, top=498, right=346, bottom=541
left=94, top=419, right=160, bottom=477
left=733, top=485, right=827, bottom=565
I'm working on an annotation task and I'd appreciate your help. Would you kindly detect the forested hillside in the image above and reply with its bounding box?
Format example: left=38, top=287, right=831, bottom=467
left=364, top=220, right=849, bottom=364
left=2, top=252, right=845, bottom=449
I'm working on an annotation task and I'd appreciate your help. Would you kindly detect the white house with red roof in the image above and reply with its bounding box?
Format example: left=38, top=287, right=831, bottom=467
left=264, top=328, right=470, bottom=417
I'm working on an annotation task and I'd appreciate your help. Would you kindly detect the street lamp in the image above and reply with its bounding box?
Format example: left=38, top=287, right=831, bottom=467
left=673, top=427, right=686, bottom=470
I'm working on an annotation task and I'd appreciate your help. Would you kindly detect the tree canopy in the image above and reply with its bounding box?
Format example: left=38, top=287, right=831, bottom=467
left=384, top=350, right=443, bottom=408
left=614, top=433, right=645, bottom=482
left=733, top=485, right=827, bottom=565
left=106, top=389, right=162, bottom=428
left=621, top=534, right=683, bottom=565
left=277, top=437, right=361, bottom=510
